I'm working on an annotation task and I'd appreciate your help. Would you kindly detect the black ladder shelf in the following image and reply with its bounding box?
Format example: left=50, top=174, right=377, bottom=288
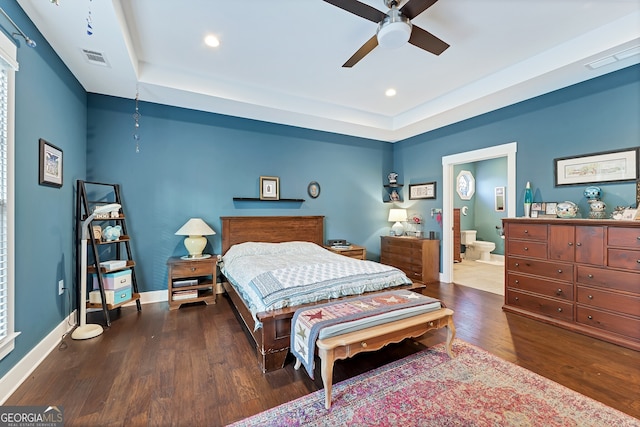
left=76, top=180, right=142, bottom=326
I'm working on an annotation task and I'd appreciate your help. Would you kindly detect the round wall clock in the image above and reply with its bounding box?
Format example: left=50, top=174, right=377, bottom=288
left=307, top=181, right=321, bottom=198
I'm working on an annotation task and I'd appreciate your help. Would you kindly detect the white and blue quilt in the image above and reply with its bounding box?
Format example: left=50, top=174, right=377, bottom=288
left=221, top=241, right=413, bottom=328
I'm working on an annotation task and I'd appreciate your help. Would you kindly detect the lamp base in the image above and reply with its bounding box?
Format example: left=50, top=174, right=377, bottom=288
left=180, top=254, right=212, bottom=260
left=71, top=323, right=104, bottom=340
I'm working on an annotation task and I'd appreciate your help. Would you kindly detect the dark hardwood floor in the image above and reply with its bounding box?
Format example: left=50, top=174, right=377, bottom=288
left=6, top=283, right=640, bottom=426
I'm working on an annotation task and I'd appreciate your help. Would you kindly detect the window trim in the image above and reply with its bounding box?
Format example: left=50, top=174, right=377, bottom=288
left=0, top=30, right=18, bottom=360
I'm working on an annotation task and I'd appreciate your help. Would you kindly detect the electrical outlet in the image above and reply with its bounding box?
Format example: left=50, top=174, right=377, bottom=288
left=58, top=280, right=64, bottom=295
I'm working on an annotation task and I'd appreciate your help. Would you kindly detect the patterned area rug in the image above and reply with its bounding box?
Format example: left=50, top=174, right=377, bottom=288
left=229, top=340, right=638, bottom=427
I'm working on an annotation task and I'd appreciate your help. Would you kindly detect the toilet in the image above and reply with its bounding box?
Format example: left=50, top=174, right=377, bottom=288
left=460, top=230, right=496, bottom=262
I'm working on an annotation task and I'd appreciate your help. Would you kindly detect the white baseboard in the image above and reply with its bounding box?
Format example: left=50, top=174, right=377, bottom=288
left=0, top=312, right=75, bottom=405
left=0, top=290, right=168, bottom=404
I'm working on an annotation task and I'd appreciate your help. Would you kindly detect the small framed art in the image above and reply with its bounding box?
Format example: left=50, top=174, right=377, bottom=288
left=260, top=176, right=279, bottom=200
left=409, top=182, right=436, bottom=200
left=39, top=138, right=63, bottom=188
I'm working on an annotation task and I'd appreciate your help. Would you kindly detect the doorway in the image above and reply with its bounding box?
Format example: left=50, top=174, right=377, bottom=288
left=441, top=142, right=517, bottom=283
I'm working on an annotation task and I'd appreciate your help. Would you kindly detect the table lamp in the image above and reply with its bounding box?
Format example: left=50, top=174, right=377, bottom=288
left=388, top=208, right=407, bottom=236
left=175, top=218, right=216, bottom=259
left=72, top=202, right=121, bottom=340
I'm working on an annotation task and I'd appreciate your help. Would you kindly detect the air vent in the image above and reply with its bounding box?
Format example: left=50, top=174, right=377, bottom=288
left=81, top=49, right=110, bottom=67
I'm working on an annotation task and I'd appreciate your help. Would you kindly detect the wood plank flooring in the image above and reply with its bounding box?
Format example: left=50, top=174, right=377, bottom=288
left=6, top=283, right=640, bottom=426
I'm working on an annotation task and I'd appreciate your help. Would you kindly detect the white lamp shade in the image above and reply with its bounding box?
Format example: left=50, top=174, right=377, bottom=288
left=388, top=209, right=408, bottom=222
left=175, top=218, right=216, bottom=259
left=175, top=218, right=216, bottom=236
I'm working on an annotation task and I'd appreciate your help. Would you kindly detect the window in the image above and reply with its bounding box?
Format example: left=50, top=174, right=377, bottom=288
left=0, top=30, right=18, bottom=360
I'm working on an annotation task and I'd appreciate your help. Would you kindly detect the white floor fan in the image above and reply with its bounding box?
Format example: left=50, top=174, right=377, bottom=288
left=72, top=203, right=121, bottom=340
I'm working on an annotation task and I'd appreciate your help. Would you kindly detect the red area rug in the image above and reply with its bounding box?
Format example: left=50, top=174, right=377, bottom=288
left=229, top=340, right=638, bottom=426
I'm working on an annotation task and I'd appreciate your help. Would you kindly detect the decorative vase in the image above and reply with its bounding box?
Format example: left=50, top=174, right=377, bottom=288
left=556, top=201, right=578, bottom=218
left=524, top=181, right=533, bottom=217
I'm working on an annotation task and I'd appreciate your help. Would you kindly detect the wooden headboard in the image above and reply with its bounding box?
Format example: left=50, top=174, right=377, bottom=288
left=220, top=216, right=324, bottom=254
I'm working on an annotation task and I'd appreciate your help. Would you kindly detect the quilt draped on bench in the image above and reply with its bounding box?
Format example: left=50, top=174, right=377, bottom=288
left=291, top=290, right=442, bottom=378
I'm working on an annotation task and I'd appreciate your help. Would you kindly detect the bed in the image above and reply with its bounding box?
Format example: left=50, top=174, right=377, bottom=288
left=220, top=216, right=425, bottom=372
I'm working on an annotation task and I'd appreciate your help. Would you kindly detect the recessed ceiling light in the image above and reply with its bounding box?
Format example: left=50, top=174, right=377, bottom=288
left=385, top=88, right=397, bottom=97
left=204, top=34, right=220, bottom=48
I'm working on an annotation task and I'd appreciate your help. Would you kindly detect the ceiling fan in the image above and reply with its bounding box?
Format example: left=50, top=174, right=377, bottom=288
left=324, top=0, right=450, bottom=67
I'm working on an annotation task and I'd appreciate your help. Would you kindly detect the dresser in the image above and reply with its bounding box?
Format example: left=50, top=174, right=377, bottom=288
left=380, top=236, right=440, bottom=284
left=503, top=218, right=640, bottom=351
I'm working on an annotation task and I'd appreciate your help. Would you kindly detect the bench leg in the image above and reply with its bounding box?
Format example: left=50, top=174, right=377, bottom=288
left=319, top=348, right=336, bottom=409
left=445, top=315, right=456, bottom=358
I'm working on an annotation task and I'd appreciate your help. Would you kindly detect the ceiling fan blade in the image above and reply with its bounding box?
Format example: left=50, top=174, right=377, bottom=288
left=400, top=0, right=439, bottom=20
left=323, top=0, right=386, bottom=23
left=408, top=26, right=449, bottom=55
left=343, top=35, right=378, bottom=68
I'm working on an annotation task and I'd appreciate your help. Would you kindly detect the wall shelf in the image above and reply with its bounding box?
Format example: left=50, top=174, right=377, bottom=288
left=232, top=197, right=305, bottom=202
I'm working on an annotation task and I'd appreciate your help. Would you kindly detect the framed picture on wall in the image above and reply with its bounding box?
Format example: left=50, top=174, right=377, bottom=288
left=259, top=176, right=279, bottom=200
left=409, top=182, right=436, bottom=199
left=554, top=148, right=639, bottom=186
left=39, top=138, right=63, bottom=188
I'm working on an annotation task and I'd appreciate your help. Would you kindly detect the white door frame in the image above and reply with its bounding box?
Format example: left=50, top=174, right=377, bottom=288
left=441, top=142, right=517, bottom=283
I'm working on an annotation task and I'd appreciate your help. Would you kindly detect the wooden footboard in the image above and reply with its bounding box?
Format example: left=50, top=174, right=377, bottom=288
left=223, top=280, right=426, bottom=373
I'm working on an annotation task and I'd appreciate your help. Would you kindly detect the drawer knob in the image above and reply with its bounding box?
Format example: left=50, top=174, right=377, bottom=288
left=515, top=263, right=520, bottom=267
left=361, top=342, right=368, bottom=348
left=588, top=274, right=594, bottom=279
left=637, top=260, right=640, bottom=264
left=524, top=230, right=529, bottom=234
left=588, top=295, right=593, bottom=299
left=556, top=289, right=562, bottom=294
left=515, top=280, right=519, bottom=284
left=557, top=308, right=563, bottom=312
left=190, top=267, right=196, bottom=272
left=514, top=297, right=519, bottom=301
left=568, top=242, right=573, bottom=247
left=588, top=315, right=593, bottom=320
left=576, top=242, right=582, bottom=247
left=428, top=321, right=434, bottom=327
left=524, top=247, right=528, bottom=251
left=557, top=269, right=562, bottom=273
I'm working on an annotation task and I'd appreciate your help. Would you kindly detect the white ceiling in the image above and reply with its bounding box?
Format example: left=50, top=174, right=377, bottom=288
left=17, top=0, right=640, bottom=142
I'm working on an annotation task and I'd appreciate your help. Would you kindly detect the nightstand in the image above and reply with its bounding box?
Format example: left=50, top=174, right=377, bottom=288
left=324, top=244, right=366, bottom=260
left=167, top=256, right=217, bottom=310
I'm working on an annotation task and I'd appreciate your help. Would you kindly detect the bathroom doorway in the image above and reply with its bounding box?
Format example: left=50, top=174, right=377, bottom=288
left=441, top=143, right=517, bottom=287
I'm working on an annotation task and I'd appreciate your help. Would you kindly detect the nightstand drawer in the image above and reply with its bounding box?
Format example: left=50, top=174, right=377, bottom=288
left=171, top=261, right=214, bottom=278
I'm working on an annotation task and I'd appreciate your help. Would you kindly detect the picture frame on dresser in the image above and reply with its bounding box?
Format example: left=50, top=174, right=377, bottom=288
left=554, top=147, right=639, bottom=186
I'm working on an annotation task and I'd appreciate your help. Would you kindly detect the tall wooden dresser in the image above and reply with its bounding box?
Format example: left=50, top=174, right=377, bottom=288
left=502, top=218, right=640, bottom=351
left=380, top=236, right=440, bottom=284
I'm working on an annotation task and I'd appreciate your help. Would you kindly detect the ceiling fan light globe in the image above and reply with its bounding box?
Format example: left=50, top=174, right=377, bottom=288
left=377, top=15, right=412, bottom=49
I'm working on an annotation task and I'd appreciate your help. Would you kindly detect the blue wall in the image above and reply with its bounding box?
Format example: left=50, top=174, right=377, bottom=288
left=394, top=63, right=639, bottom=228
left=86, top=96, right=393, bottom=291
left=0, top=2, right=86, bottom=379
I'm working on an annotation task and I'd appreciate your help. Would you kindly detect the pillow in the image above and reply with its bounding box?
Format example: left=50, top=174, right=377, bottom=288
left=223, top=241, right=323, bottom=263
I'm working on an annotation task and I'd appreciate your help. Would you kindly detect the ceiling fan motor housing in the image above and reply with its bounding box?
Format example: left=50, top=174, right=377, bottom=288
left=377, top=6, right=412, bottom=49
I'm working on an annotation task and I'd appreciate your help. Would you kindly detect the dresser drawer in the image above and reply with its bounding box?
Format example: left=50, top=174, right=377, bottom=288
left=506, top=223, right=547, bottom=241
left=607, top=248, right=640, bottom=272
left=171, top=261, right=213, bottom=278
left=381, top=236, right=422, bottom=251
left=507, top=273, right=573, bottom=300
left=608, top=227, right=640, bottom=249
left=577, top=306, right=640, bottom=340
left=577, top=286, right=640, bottom=317
left=506, top=289, right=573, bottom=322
left=507, top=257, right=573, bottom=282
left=576, top=266, right=640, bottom=294
left=507, top=240, right=547, bottom=259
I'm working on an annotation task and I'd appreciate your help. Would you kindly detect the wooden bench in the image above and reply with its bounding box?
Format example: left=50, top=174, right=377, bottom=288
left=295, top=307, right=455, bottom=409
